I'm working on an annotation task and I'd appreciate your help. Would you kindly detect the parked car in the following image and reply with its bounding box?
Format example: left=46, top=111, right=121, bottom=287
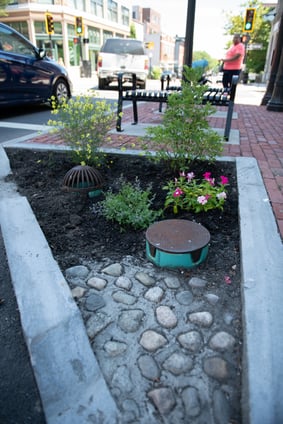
left=0, top=22, right=72, bottom=108
left=97, top=38, right=149, bottom=90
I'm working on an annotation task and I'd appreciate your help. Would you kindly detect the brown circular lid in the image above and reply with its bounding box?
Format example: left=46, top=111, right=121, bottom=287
left=146, top=219, right=210, bottom=254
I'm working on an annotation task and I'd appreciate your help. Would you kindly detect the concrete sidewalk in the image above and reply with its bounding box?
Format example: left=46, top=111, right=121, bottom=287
left=1, top=81, right=283, bottom=423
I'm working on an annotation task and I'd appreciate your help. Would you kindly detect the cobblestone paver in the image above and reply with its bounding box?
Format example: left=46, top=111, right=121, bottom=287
left=65, top=256, right=242, bottom=423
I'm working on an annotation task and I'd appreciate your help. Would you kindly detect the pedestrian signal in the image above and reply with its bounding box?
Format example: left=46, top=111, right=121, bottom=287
left=45, top=13, right=54, bottom=35
left=244, top=8, right=256, bottom=32
left=75, top=17, right=83, bottom=36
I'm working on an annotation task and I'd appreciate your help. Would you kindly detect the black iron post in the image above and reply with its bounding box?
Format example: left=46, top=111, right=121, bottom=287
left=183, top=0, right=196, bottom=76
left=266, top=13, right=283, bottom=111
left=262, top=13, right=283, bottom=106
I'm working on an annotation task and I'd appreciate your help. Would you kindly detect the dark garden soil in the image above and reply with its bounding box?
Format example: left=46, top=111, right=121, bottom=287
left=5, top=147, right=242, bottom=421
left=5, top=148, right=240, bottom=283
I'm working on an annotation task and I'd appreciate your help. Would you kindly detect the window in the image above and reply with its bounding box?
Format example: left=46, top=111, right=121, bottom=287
left=34, top=21, right=62, bottom=35
left=121, top=6, right=129, bottom=26
left=107, top=0, right=117, bottom=23
left=101, top=38, right=145, bottom=55
left=103, top=31, right=113, bottom=43
left=88, top=27, right=101, bottom=45
left=6, top=22, right=28, bottom=38
left=90, top=0, right=103, bottom=17
left=68, top=0, right=85, bottom=11
left=37, top=0, right=54, bottom=4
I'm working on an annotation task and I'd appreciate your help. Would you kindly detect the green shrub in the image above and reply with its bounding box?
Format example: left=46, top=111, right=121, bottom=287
left=48, top=93, right=115, bottom=166
left=100, top=177, right=163, bottom=231
left=143, top=66, right=223, bottom=171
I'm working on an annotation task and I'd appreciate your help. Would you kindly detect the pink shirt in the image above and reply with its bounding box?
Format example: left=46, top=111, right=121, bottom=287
left=224, top=43, right=245, bottom=70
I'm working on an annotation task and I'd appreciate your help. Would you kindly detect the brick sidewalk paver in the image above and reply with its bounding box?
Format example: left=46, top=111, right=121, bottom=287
left=27, top=99, right=283, bottom=239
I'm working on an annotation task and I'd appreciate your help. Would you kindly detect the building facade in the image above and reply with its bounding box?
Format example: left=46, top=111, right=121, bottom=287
left=1, top=0, right=132, bottom=75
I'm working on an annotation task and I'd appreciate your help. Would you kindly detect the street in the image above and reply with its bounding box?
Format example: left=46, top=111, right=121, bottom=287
left=0, top=74, right=265, bottom=144
left=0, top=73, right=119, bottom=144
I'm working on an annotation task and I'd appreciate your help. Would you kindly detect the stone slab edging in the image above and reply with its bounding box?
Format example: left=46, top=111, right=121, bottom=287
left=0, top=144, right=283, bottom=423
left=236, top=157, right=283, bottom=424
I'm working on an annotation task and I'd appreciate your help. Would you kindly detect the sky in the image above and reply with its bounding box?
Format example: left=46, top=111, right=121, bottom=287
left=136, top=0, right=248, bottom=58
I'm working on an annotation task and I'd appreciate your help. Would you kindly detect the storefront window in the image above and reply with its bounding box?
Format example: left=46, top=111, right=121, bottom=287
left=7, top=21, right=28, bottom=38
left=88, top=27, right=101, bottom=45
left=103, top=30, right=113, bottom=43
left=34, top=21, right=63, bottom=61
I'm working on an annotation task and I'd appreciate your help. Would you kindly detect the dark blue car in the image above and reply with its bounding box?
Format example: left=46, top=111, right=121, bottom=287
left=0, top=22, right=72, bottom=107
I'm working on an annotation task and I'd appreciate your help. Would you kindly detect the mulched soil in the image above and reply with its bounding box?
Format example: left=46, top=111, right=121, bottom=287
left=4, top=147, right=242, bottom=421
left=5, top=148, right=240, bottom=279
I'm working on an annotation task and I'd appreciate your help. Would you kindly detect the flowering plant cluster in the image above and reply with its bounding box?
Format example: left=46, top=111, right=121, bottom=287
left=163, top=171, right=229, bottom=213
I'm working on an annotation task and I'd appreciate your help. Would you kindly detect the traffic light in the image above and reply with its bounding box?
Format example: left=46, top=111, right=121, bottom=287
left=75, top=16, right=83, bottom=36
left=244, top=8, right=256, bottom=32
left=145, top=41, right=154, bottom=49
left=45, top=13, right=54, bottom=35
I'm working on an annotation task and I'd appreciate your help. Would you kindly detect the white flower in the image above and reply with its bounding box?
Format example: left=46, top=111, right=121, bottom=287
left=217, top=192, right=227, bottom=200
left=197, top=195, right=208, bottom=205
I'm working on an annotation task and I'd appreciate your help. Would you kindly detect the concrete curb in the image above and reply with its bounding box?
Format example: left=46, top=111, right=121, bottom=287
left=237, top=157, right=283, bottom=424
left=0, top=147, right=120, bottom=423
left=0, top=146, right=283, bottom=423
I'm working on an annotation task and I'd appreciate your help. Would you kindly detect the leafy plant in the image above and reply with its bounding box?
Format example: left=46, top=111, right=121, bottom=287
left=48, top=93, right=115, bottom=166
left=100, top=177, right=163, bottom=231
left=163, top=170, right=229, bottom=213
left=143, top=66, right=223, bottom=170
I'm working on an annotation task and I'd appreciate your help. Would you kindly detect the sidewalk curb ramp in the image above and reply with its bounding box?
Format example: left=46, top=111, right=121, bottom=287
left=0, top=144, right=283, bottom=423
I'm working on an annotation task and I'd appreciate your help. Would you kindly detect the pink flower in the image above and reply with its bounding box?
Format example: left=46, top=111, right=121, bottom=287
left=186, top=172, right=195, bottom=182
left=203, top=172, right=211, bottom=180
left=179, top=171, right=186, bottom=177
left=220, top=175, right=229, bottom=185
left=173, top=188, right=184, bottom=197
left=203, top=172, right=215, bottom=185
left=217, top=192, right=227, bottom=200
left=224, top=275, right=232, bottom=284
left=197, top=195, right=208, bottom=205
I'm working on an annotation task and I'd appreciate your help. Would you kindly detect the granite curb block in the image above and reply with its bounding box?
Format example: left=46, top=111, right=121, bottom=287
left=236, top=157, right=283, bottom=424
left=0, top=146, right=120, bottom=423
left=0, top=145, right=283, bottom=423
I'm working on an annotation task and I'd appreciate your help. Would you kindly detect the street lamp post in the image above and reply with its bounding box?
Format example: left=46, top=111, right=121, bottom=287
left=183, top=0, right=196, bottom=75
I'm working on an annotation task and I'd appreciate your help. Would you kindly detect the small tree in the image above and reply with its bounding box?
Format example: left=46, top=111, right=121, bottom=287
left=129, top=24, right=136, bottom=39
left=143, top=66, right=223, bottom=170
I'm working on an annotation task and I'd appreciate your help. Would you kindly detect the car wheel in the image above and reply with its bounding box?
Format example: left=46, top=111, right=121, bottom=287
left=52, top=78, right=70, bottom=105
